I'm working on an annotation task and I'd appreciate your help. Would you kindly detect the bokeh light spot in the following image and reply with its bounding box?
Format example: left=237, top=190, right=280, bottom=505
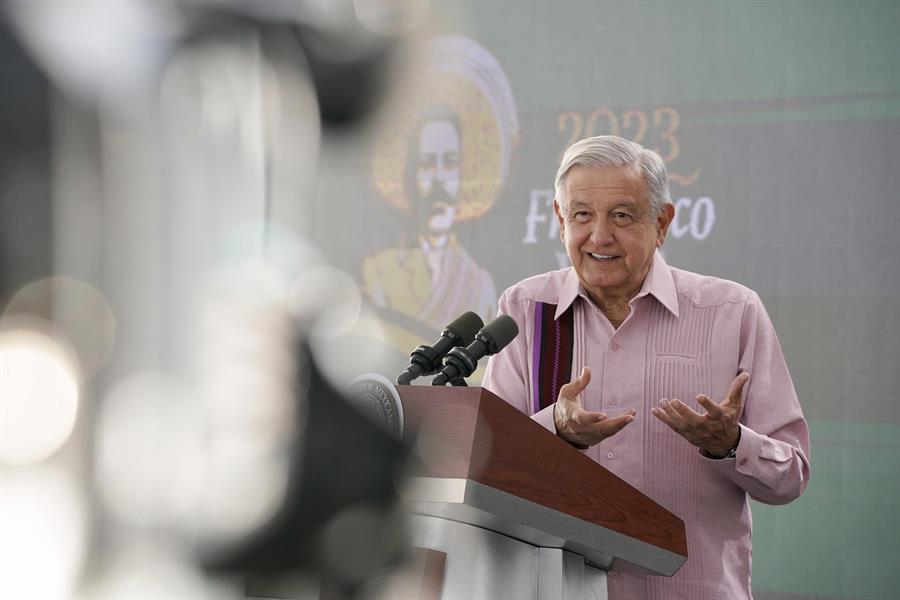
left=0, top=328, right=80, bottom=466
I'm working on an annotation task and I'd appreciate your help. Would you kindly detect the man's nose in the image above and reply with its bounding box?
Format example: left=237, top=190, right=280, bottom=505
left=589, top=218, right=614, bottom=245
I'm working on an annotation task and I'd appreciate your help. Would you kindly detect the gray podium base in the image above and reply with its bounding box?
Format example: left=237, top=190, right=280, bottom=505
left=411, top=514, right=608, bottom=600
left=244, top=514, right=608, bottom=600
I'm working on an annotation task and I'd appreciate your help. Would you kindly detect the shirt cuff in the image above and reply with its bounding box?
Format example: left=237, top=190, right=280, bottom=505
left=700, top=424, right=763, bottom=475
left=532, top=403, right=557, bottom=434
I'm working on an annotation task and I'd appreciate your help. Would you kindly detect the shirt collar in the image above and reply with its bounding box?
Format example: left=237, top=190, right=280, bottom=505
left=634, top=251, right=680, bottom=317
left=553, top=251, right=679, bottom=320
left=553, top=268, right=581, bottom=319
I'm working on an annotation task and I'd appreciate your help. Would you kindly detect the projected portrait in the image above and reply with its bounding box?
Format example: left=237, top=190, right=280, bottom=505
left=363, top=36, right=518, bottom=349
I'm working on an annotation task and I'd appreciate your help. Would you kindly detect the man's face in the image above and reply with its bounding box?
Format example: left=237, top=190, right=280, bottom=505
left=554, top=164, right=674, bottom=304
left=413, top=119, right=460, bottom=234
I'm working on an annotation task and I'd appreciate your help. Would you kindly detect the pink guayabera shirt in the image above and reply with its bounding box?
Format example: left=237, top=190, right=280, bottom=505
left=483, top=252, right=810, bottom=600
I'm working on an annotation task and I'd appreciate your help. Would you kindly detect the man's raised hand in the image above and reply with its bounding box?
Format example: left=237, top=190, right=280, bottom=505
left=554, top=367, right=637, bottom=448
left=651, top=371, right=750, bottom=457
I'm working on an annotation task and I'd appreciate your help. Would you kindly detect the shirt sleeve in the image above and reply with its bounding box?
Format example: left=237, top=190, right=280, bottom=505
left=704, top=291, right=811, bottom=505
left=482, top=290, right=533, bottom=416
left=480, top=290, right=577, bottom=440
left=483, top=290, right=560, bottom=435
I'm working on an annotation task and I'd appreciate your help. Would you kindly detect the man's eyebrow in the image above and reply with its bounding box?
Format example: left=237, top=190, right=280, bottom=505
left=568, top=199, right=638, bottom=211
left=610, top=200, right=639, bottom=211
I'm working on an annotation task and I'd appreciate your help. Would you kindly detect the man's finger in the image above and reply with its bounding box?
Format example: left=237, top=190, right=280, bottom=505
left=559, top=367, right=591, bottom=400
left=575, top=409, right=607, bottom=426
left=668, top=398, right=705, bottom=425
left=697, top=394, right=724, bottom=419
left=591, top=411, right=635, bottom=437
left=651, top=406, right=679, bottom=431
left=658, top=399, right=689, bottom=430
left=724, top=372, right=751, bottom=407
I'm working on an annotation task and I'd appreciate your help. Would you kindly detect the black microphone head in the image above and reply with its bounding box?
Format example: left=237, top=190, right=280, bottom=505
left=399, top=312, right=485, bottom=384
left=478, top=315, right=519, bottom=355
left=444, top=311, right=484, bottom=345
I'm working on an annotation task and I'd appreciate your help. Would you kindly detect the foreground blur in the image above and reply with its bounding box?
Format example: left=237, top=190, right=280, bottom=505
left=0, top=1, right=446, bottom=598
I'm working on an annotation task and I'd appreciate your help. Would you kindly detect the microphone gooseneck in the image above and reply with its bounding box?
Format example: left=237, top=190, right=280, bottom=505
left=432, top=315, right=519, bottom=386
left=395, top=311, right=484, bottom=385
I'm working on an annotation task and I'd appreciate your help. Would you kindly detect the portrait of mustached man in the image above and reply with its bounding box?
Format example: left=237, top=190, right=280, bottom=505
left=364, top=36, right=518, bottom=354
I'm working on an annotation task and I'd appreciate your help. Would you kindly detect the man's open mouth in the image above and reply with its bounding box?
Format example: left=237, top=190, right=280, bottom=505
left=588, top=253, right=618, bottom=260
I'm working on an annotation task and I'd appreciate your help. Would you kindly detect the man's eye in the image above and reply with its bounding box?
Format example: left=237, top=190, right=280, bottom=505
left=612, top=211, right=633, bottom=223
left=419, top=156, right=436, bottom=169
left=573, top=211, right=591, bottom=222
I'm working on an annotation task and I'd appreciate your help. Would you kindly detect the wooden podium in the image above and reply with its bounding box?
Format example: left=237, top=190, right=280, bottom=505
left=397, top=385, right=687, bottom=600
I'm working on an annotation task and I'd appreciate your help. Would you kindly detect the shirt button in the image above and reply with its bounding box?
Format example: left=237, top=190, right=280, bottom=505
left=739, top=458, right=748, bottom=466
left=610, top=342, right=620, bottom=351
left=607, top=451, right=615, bottom=460
left=609, top=398, right=617, bottom=406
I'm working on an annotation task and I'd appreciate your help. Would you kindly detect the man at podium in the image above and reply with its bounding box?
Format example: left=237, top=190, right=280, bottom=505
left=483, top=135, right=810, bottom=600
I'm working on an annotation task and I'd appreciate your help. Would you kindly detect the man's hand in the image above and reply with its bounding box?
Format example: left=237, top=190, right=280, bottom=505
left=554, top=367, right=636, bottom=448
left=651, top=372, right=750, bottom=458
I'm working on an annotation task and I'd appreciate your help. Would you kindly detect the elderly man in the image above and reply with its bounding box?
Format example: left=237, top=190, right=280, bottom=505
left=483, top=135, right=810, bottom=599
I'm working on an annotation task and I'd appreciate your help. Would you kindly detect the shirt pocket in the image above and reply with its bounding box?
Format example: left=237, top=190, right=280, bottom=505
left=650, top=303, right=715, bottom=360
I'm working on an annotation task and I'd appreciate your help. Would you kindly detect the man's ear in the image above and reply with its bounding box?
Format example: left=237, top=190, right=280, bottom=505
left=553, top=198, right=565, bottom=242
left=656, top=202, right=676, bottom=247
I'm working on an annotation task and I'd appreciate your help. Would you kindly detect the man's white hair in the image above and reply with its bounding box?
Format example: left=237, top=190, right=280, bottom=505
left=554, top=135, right=671, bottom=216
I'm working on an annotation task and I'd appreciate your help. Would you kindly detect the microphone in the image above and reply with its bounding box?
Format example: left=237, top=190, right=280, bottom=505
left=395, top=311, right=484, bottom=385
left=432, top=315, right=519, bottom=386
